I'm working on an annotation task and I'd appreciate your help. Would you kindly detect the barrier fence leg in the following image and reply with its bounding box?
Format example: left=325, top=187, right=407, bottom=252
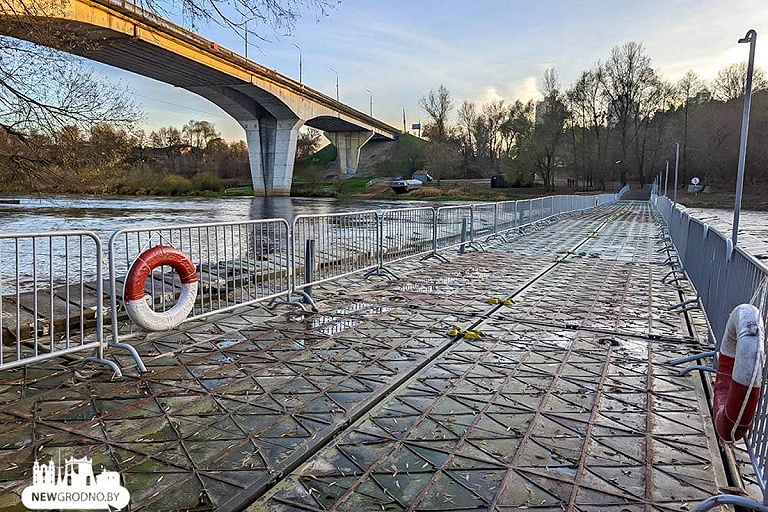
left=460, top=219, right=467, bottom=254
left=421, top=209, right=450, bottom=263
left=304, top=239, right=315, bottom=303
left=276, top=238, right=318, bottom=312
left=364, top=216, right=399, bottom=280
left=467, top=208, right=485, bottom=252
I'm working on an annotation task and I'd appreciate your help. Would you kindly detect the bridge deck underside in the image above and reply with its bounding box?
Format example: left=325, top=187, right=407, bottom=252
left=0, top=203, right=735, bottom=511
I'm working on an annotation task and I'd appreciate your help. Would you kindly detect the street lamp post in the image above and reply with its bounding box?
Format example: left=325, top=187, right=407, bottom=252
left=673, top=143, right=679, bottom=205
left=365, top=88, right=372, bottom=116
left=330, top=68, right=339, bottom=101
left=732, top=29, right=757, bottom=248
left=291, top=43, right=302, bottom=83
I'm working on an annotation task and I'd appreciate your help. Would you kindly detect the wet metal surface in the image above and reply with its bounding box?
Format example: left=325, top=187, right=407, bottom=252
left=0, top=203, right=732, bottom=511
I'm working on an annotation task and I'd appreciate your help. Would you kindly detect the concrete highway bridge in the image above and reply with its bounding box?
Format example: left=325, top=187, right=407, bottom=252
left=0, top=0, right=402, bottom=195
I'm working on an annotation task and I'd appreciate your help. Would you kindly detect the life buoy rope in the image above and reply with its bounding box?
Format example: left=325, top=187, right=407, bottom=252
left=714, top=304, right=764, bottom=442
left=123, top=245, right=198, bottom=331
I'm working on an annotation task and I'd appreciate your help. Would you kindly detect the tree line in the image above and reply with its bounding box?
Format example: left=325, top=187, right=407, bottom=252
left=0, top=119, right=241, bottom=194
left=0, top=117, right=324, bottom=194
left=419, top=42, right=768, bottom=191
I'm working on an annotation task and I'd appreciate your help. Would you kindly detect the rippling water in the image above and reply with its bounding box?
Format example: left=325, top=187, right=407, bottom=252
left=0, top=195, right=456, bottom=290
left=0, top=195, right=450, bottom=240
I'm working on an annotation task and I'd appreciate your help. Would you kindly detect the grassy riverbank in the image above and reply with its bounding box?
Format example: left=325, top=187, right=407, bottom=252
left=252, top=176, right=614, bottom=202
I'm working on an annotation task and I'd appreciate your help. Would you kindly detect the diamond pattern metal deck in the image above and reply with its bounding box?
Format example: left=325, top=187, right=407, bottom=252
left=0, top=202, right=732, bottom=511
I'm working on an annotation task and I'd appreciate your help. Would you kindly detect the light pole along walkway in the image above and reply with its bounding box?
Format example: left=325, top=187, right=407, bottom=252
left=0, top=202, right=735, bottom=511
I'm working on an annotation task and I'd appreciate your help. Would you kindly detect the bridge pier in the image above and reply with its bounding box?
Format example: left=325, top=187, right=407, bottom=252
left=242, top=118, right=302, bottom=196
left=325, top=131, right=374, bottom=175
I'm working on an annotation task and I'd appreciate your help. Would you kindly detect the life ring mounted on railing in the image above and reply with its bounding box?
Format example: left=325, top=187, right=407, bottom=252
left=713, top=304, right=765, bottom=442
left=124, top=245, right=198, bottom=332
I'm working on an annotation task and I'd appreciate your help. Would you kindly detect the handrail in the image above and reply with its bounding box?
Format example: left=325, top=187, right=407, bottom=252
left=654, top=193, right=768, bottom=511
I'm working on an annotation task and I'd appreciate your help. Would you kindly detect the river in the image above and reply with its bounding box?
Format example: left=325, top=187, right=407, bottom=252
left=1, top=195, right=767, bottom=261
left=0, top=195, right=452, bottom=241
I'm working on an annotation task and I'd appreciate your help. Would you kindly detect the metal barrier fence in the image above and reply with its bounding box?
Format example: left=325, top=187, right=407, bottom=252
left=531, top=197, right=543, bottom=223
left=1, top=192, right=623, bottom=376
left=379, top=207, right=435, bottom=267
left=495, top=201, right=518, bottom=232
left=108, top=219, right=291, bottom=345
left=0, top=231, right=118, bottom=373
left=653, top=195, right=768, bottom=511
left=434, top=205, right=475, bottom=253
left=471, top=203, right=497, bottom=241
left=292, top=211, right=380, bottom=291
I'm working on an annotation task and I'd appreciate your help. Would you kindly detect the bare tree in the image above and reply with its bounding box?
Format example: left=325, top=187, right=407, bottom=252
left=527, top=69, right=567, bottom=189
left=566, top=68, right=611, bottom=189
left=296, top=127, right=322, bottom=159
left=500, top=102, right=535, bottom=186
left=672, top=70, right=706, bottom=183
left=499, top=100, right=534, bottom=158
left=182, top=119, right=220, bottom=149
left=150, top=126, right=184, bottom=147
left=540, top=68, right=560, bottom=97
left=420, top=84, right=453, bottom=142
left=457, top=100, right=477, bottom=167
left=713, top=62, right=768, bottom=102
left=600, top=42, right=663, bottom=185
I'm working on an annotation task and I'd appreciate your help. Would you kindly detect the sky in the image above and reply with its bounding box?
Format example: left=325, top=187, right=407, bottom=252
left=94, top=0, right=768, bottom=142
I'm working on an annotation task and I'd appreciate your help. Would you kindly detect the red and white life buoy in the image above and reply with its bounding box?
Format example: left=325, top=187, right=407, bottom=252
left=714, top=304, right=764, bottom=442
left=124, top=246, right=198, bottom=332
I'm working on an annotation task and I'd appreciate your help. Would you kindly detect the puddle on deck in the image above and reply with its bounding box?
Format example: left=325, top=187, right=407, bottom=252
left=290, top=302, right=395, bottom=336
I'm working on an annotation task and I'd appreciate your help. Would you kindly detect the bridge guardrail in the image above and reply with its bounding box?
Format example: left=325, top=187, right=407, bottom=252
left=94, top=0, right=399, bottom=136
left=654, top=195, right=768, bottom=511
left=0, top=231, right=120, bottom=374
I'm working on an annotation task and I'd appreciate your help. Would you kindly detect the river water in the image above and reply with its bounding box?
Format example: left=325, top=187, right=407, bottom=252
left=1, top=196, right=766, bottom=272
left=0, top=195, right=450, bottom=241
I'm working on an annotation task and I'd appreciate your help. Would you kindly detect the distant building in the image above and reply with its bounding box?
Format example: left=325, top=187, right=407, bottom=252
left=689, top=90, right=712, bottom=104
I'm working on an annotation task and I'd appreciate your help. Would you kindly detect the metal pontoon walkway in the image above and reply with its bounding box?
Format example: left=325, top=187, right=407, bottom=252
left=0, top=202, right=734, bottom=511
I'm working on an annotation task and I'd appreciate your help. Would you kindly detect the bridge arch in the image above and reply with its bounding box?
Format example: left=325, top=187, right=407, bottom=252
left=0, top=0, right=400, bottom=195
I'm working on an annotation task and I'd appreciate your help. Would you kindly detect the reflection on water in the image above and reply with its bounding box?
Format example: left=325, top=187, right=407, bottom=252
left=249, top=196, right=294, bottom=222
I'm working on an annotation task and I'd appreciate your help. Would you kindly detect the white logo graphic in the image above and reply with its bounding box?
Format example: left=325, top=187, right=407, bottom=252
left=21, top=455, right=130, bottom=510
